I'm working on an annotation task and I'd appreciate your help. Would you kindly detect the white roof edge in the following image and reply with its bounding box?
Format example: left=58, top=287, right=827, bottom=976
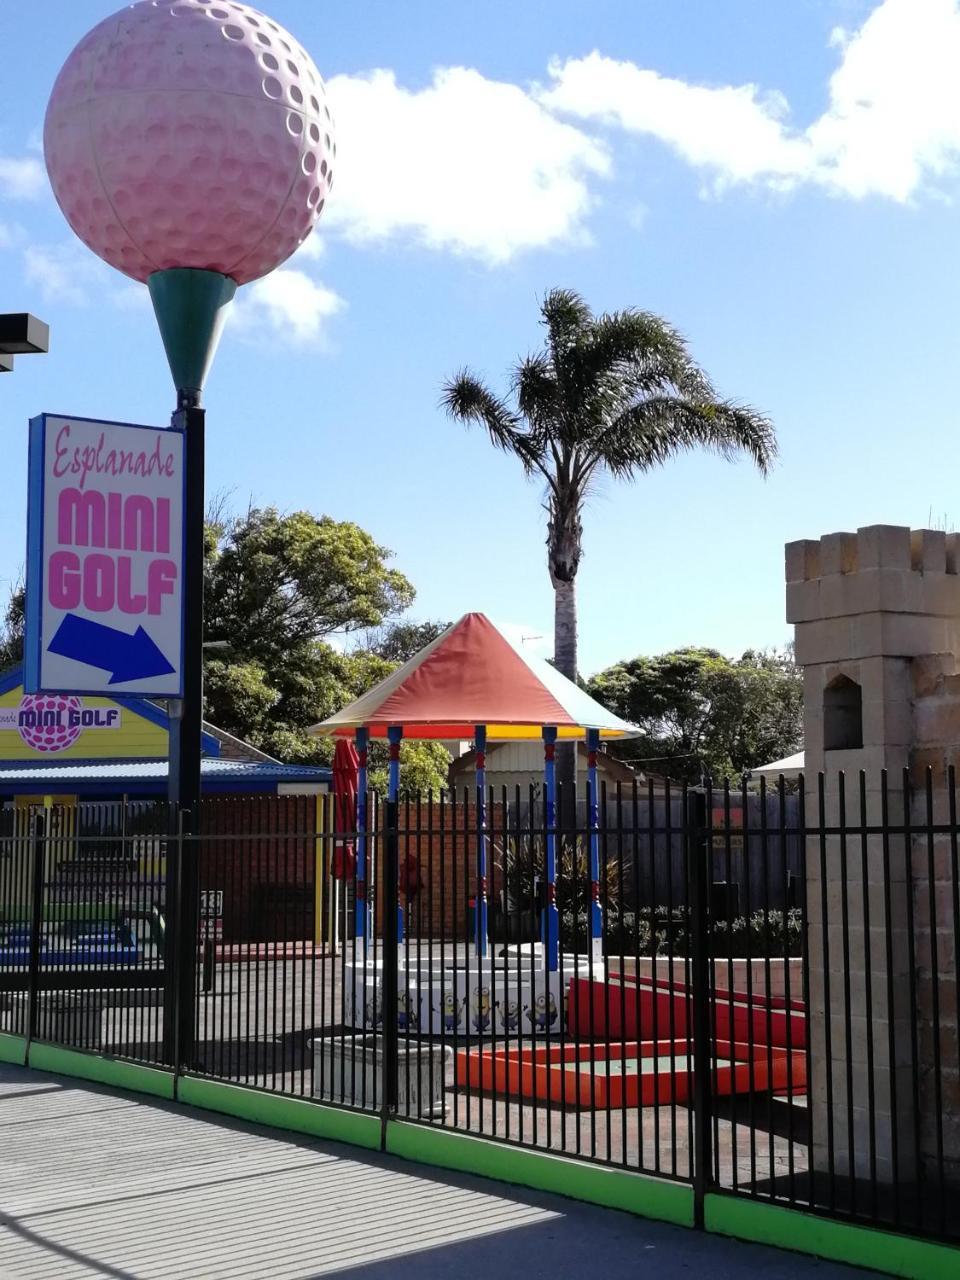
left=751, top=751, right=805, bottom=775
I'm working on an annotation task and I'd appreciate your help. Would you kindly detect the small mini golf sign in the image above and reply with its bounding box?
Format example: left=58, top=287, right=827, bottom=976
left=25, top=413, right=184, bottom=696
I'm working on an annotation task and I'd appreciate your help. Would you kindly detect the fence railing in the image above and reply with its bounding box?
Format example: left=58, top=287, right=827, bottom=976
left=0, top=772, right=957, bottom=1248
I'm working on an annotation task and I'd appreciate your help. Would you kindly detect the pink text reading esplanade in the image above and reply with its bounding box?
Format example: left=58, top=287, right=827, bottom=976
left=47, top=425, right=179, bottom=618
left=52, top=424, right=177, bottom=491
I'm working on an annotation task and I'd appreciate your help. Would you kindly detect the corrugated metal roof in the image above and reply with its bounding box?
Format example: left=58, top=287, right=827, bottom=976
left=0, top=758, right=330, bottom=783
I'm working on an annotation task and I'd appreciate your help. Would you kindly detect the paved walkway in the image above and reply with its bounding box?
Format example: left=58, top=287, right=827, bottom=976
left=0, top=1064, right=875, bottom=1279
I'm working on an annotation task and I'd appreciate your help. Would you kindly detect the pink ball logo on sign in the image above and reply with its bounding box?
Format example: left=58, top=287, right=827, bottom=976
left=18, top=695, right=83, bottom=753
left=43, top=0, right=336, bottom=285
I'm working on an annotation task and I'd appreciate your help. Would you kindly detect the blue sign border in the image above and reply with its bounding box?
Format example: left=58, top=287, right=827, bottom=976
left=25, top=412, right=186, bottom=698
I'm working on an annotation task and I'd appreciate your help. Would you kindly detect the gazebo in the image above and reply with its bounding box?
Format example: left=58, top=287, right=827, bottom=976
left=310, top=613, right=638, bottom=1037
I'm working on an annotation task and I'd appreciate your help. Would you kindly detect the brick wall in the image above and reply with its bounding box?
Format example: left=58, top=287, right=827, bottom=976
left=194, top=796, right=514, bottom=949
left=906, top=660, right=960, bottom=1186
left=198, top=794, right=318, bottom=944
left=375, top=801, right=505, bottom=941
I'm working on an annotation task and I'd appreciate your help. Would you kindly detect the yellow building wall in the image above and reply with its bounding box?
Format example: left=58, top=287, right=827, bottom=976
left=0, top=685, right=168, bottom=761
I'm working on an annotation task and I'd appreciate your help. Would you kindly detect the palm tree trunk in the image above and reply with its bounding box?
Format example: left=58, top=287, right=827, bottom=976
left=553, top=578, right=577, bottom=684
left=553, top=577, right=578, bottom=820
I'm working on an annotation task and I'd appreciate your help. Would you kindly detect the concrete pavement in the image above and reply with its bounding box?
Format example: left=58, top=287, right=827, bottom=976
left=0, top=1063, right=875, bottom=1279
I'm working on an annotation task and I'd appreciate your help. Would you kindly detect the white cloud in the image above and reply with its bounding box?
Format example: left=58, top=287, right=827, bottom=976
left=324, top=66, right=610, bottom=262
left=0, top=155, right=45, bottom=200
left=540, top=55, right=804, bottom=190
left=540, top=0, right=960, bottom=203
left=292, top=233, right=326, bottom=262
left=235, top=268, right=344, bottom=344
left=22, top=241, right=145, bottom=310
left=806, top=0, right=960, bottom=199
left=23, top=243, right=97, bottom=304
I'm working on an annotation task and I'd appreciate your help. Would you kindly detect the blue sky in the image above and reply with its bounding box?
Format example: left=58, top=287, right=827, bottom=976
left=2, top=0, right=959, bottom=675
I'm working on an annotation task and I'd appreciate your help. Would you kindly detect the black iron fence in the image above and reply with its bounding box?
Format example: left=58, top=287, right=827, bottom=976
left=1, top=773, right=957, bottom=1249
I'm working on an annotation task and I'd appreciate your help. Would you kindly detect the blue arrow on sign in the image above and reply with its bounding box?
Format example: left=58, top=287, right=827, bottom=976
left=47, top=614, right=175, bottom=685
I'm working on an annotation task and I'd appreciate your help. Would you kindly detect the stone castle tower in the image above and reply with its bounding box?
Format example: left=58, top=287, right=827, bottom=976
left=786, top=524, right=960, bottom=1191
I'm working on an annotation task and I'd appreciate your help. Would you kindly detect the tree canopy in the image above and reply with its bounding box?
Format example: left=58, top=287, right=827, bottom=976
left=201, top=507, right=450, bottom=789
left=587, top=647, right=802, bottom=784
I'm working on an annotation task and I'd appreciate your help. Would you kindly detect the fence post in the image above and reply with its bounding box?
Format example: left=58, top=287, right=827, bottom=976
left=381, top=796, right=400, bottom=1135
left=688, top=788, right=713, bottom=1227
left=26, top=812, right=45, bottom=1047
left=176, top=805, right=200, bottom=1074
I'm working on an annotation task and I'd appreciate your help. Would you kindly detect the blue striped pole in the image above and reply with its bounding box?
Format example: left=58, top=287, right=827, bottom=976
left=587, top=727, right=602, bottom=960
left=388, top=725, right=404, bottom=943
left=355, top=726, right=370, bottom=947
left=542, top=725, right=559, bottom=972
left=475, top=724, right=488, bottom=960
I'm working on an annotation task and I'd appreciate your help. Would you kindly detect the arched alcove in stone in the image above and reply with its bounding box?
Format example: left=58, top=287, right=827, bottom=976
left=823, top=674, right=862, bottom=751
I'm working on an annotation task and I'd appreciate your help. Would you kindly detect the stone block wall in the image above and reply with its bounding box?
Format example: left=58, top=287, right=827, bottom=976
left=786, top=524, right=960, bottom=1191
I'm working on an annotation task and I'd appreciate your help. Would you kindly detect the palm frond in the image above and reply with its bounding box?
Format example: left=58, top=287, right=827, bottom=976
left=588, top=396, right=777, bottom=480
left=440, top=369, right=547, bottom=477
left=514, top=353, right=560, bottom=423
left=540, top=288, right=593, bottom=348
left=583, top=311, right=713, bottom=400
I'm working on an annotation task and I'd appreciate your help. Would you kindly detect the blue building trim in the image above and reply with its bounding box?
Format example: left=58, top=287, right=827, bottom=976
left=0, top=760, right=331, bottom=798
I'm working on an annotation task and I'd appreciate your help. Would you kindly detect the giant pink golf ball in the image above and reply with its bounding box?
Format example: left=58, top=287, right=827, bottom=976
left=44, top=0, right=336, bottom=285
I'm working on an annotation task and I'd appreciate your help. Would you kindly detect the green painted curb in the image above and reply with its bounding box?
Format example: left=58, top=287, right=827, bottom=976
left=705, top=1193, right=960, bottom=1280
left=177, top=1075, right=382, bottom=1151
left=26, top=1042, right=175, bottom=1099
left=0, top=1032, right=27, bottom=1065
left=386, top=1121, right=695, bottom=1228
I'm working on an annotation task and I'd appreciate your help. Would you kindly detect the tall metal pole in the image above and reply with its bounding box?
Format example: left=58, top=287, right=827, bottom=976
left=387, top=725, right=404, bottom=945
left=355, top=726, right=370, bottom=948
left=170, top=391, right=205, bottom=815
left=165, top=390, right=205, bottom=1068
left=688, top=787, right=713, bottom=1226
left=474, top=724, right=488, bottom=960
left=542, top=726, right=559, bottom=973
left=587, top=727, right=603, bottom=961
left=382, top=725, right=402, bottom=1120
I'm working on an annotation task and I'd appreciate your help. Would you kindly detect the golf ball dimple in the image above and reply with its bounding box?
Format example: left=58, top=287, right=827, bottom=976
left=44, top=0, right=335, bottom=285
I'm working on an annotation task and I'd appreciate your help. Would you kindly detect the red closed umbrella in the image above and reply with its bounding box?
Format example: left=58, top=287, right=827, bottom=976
left=332, top=738, right=359, bottom=879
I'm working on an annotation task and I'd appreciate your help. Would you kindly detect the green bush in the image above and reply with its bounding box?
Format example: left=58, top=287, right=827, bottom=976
left=495, top=836, right=803, bottom=957
left=559, top=904, right=803, bottom=957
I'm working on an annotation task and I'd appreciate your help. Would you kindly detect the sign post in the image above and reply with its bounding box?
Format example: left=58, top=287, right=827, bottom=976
left=25, top=413, right=184, bottom=698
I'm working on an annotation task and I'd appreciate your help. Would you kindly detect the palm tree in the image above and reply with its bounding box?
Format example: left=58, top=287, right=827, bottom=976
left=442, top=289, right=776, bottom=785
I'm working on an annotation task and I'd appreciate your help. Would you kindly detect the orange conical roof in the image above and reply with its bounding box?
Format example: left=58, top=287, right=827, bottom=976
left=310, top=613, right=638, bottom=741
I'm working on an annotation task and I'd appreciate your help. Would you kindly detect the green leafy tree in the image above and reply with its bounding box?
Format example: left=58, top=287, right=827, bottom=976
left=201, top=507, right=449, bottom=790
left=368, top=740, right=452, bottom=796
left=205, top=507, right=415, bottom=661
left=364, top=618, right=451, bottom=664
left=587, top=647, right=802, bottom=783
left=442, top=288, right=776, bottom=789
left=0, top=583, right=24, bottom=669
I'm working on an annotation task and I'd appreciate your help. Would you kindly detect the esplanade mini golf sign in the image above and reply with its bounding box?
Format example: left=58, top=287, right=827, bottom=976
left=24, top=413, right=184, bottom=697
